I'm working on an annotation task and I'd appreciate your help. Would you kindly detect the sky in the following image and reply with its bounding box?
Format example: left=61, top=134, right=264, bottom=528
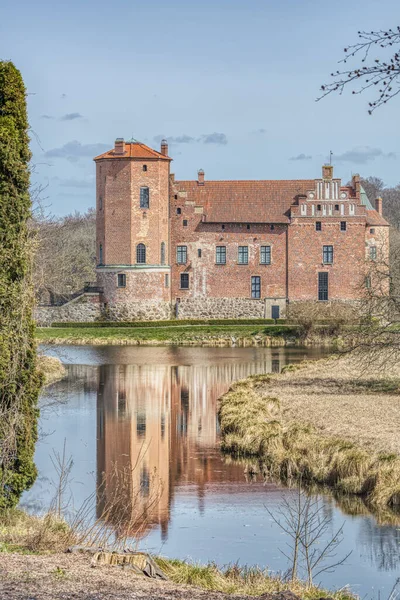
left=1, top=0, right=400, bottom=215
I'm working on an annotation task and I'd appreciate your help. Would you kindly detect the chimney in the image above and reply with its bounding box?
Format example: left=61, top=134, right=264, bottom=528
left=322, top=164, right=333, bottom=180
left=375, top=196, right=383, bottom=215
left=352, top=173, right=361, bottom=200
left=197, top=169, right=205, bottom=185
left=114, top=138, right=125, bottom=155
left=161, top=139, right=168, bottom=156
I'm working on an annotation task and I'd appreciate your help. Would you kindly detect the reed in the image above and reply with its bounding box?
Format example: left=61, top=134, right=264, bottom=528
left=219, top=355, right=400, bottom=510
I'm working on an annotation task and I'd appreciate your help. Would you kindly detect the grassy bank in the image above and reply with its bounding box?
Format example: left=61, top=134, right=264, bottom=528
left=219, top=354, right=400, bottom=510
left=37, top=355, right=66, bottom=385
left=0, top=508, right=352, bottom=600
left=36, top=324, right=307, bottom=346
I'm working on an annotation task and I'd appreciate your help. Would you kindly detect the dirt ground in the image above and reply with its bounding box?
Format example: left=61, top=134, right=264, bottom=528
left=0, top=553, right=253, bottom=600
left=262, top=354, right=400, bottom=455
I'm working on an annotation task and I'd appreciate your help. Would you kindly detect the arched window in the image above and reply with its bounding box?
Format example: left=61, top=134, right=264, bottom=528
left=160, top=242, right=166, bottom=265
left=137, top=243, right=146, bottom=264
left=99, top=243, right=103, bottom=265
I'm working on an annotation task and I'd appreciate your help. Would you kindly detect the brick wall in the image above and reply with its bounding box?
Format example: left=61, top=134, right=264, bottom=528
left=288, top=218, right=367, bottom=300
left=170, top=187, right=287, bottom=303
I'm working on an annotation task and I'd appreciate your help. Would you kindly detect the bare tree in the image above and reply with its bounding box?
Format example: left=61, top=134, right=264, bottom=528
left=32, top=209, right=96, bottom=304
left=267, top=489, right=351, bottom=586
left=319, top=27, right=400, bottom=113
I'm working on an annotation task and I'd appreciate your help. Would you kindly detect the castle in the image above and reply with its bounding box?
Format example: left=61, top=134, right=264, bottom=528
left=94, top=138, right=389, bottom=321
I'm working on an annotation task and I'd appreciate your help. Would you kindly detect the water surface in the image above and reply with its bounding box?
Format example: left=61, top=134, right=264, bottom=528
left=23, top=345, right=400, bottom=598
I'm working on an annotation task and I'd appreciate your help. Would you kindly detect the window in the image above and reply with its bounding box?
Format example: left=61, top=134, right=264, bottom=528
left=370, top=246, right=377, bottom=260
left=99, top=243, right=103, bottom=265
left=198, top=248, right=202, bottom=258
left=165, top=273, right=169, bottom=288
left=370, top=228, right=375, bottom=234
left=270, top=224, right=275, bottom=231
left=365, top=275, right=371, bottom=289
left=183, top=219, right=188, bottom=227
left=317, top=204, right=321, bottom=211
left=335, top=204, right=339, bottom=211
left=318, top=272, right=329, bottom=301
left=117, top=390, right=126, bottom=416
left=247, top=224, right=250, bottom=230
left=140, top=466, right=150, bottom=497
left=222, top=224, right=225, bottom=230
left=137, top=413, right=146, bottom=437
left=140, top=186, right=149, bottom=208
left=316, top=221, right=322, bottom=231
left=238, top=246, right=248, bottom=264
left=260, top=245, right=271, bottom=265
left=99, top=196, right=103, bottom=210
left=180, top=273, right=189, bottom=289
left=177, top=207, right=181, bottom=214
left=160, top=242, right=166, bottom=265
left=251, top=276, right=261, bottom=298
left=323, top=245, right=333, bottom=264
left=174, top=194, right=178, bottom=200
left=143, top=164, right=147, bottom=172
left=117, top=273, right=126, bottom=288
left=177, top=245, right=187, bottom=264
left=340, top=221, right=347, bottom=231
left=216, top=246, right=226, bottom=264
left=136, top=243, right=146, bottom=264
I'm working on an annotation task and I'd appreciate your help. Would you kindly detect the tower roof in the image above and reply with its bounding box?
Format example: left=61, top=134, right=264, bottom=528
left=94, top=141, right=171, bottom=161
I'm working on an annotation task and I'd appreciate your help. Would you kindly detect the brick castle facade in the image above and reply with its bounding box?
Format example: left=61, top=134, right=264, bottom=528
left=94, top=138, right=389, bottom=320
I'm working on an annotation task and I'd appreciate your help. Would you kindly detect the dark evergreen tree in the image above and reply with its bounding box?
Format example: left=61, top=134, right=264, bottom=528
left=0, top=61, right=42, bottom=508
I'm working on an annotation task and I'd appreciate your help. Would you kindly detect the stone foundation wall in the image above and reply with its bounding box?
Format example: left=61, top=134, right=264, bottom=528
left=35, top=294, right=102, bottom=326
left=177, top=297, right=267, bottom=319
left=36, top=295, right=288, bottom=325
left=104, top=300, right=173, bottom=321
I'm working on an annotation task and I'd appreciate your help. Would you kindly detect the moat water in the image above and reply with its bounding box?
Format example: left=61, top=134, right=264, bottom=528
left=23, top=345, right=400, bottom=598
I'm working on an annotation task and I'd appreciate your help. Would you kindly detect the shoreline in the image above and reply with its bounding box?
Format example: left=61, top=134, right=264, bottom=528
left=37, top=355, right=67, bottom=385
left=218, top=354, right=400, bottom=511
left=0, top=508, right=353, bottom=600
left=36, top=324, right=338, bottom=347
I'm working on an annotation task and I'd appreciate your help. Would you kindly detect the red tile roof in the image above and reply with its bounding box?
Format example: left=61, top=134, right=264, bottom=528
left=366, top=210, right=389, bottom=226
left=94, top=142, right=171, bottom=161
left=174, top=180, right=321, bottom=223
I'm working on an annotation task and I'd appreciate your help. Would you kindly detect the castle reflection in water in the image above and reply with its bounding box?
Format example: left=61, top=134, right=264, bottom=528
left=95, top=350, right=285, bottom=540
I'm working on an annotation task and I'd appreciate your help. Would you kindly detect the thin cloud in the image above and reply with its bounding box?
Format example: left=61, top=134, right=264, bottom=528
left=60, top=93, right=67, bottom=99
left=154, top=134, right=196, bottom=144
left=334, top=147, right=396, bottom=164
left=45, top=140, right=109, bottom=159
left=290, top=153, right=312, bottom=161
left=60, top=112, right=84, bottom=121
left=154, top=132, right=228, bottom=146
left=41, top=114, right=54, bottom=120
left=200, top=132, right=227, bottom=145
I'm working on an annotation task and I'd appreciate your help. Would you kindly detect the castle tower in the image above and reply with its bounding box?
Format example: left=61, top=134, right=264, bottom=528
left=94, top=138, right=172, bottom=320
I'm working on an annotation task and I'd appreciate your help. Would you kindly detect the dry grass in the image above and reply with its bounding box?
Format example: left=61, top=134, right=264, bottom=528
left=219, top=353, right=400, bottom=510
left=0, top=552, right=355, bottom=600
left=0, top=513, right=354, bottom=599
left=156, top=558, right=353, bottom=599
left=37, top=355, right=66, bottom=385
left=0, top=509, right=75, bottom=554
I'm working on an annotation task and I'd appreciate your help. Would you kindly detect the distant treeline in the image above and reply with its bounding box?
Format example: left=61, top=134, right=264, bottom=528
left=32, top=208, right=96, bottom=304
